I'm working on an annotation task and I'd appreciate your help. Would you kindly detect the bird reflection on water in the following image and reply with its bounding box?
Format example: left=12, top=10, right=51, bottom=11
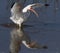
left=0, top=23, right=47, bottom=53
left=9, top=24, right=47, bottom=53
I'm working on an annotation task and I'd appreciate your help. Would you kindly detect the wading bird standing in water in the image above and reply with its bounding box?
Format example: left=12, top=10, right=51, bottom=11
left=10, top=1, right=46, bottom=27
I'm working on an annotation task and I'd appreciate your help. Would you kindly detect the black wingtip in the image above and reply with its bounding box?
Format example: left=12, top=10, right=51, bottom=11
left=44, top=4, right=50, bottom=6
left=11, top=2, right=15, bottom=8
left=43, top=46, right=48, bottom=49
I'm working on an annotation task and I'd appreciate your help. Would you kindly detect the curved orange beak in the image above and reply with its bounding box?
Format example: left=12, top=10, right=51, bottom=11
left=29, top=7, right=39, bottom=17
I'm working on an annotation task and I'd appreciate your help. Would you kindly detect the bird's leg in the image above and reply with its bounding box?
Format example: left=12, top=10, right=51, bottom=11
left=21, top=23, right=23, bottom=26
left=16, top=23, right=21, bottom=28
left=20, top=23, right=24, bottom=28
left=16, top=24, right=19, bottom=29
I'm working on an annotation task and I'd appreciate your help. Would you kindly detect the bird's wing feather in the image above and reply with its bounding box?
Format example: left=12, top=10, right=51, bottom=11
left=31, top=3, right=44, bottom=9
left=11, top=2, right=23, bottom=14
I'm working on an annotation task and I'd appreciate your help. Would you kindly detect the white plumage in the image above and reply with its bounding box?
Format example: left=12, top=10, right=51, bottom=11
left=10, top=2, right=44, bottom=27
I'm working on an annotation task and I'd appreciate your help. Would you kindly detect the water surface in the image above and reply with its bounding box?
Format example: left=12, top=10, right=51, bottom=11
left=0, top=0, right=60, bottom=53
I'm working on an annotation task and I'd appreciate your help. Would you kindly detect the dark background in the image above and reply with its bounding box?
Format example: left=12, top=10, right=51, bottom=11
left=0, top=0, right=60, bottom=53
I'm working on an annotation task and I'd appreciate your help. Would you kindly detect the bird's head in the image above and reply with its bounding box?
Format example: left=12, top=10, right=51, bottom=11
left=22, top=3, right=49, bottom=17
left=22, top=3, right=44, bottom=17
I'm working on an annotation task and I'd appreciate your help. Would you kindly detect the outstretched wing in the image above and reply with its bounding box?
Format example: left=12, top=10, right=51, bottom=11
left=30, top=3, right=44, bottom=9
left=11, top=2, right=23, bottom=14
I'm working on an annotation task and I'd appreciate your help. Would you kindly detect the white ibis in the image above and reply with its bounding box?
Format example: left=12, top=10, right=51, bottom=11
left=10, top=2, right=44, bottom=27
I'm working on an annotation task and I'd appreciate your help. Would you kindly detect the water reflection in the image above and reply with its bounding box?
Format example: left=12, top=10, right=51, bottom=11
left=9, top=25, right=47, bottom=53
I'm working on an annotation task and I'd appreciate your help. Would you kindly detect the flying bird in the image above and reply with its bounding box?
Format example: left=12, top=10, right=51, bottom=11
left=10, top=2, right=45, bottom=27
